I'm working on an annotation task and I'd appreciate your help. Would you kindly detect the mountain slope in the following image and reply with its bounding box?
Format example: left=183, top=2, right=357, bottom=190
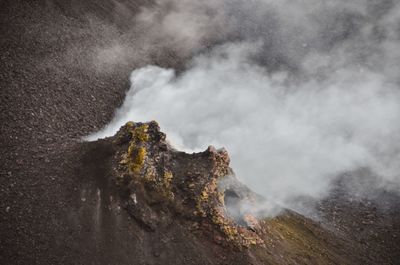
left=1, top=1, right=400, bottom=264
left=68, top=121, right=372, bottom=265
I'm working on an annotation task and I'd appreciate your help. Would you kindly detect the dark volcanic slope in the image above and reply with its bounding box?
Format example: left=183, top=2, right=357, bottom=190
left=0, top=1, right=145, bottom=264
left=1, top=1, right=400, bottom=265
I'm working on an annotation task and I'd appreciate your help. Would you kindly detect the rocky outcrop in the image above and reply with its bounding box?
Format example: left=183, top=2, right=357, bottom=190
left=112, top=121, right=264, bottom=248
left=99, top=121, right=369, bottom=264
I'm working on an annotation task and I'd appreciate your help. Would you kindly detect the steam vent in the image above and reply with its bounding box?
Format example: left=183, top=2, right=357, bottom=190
left=87, top=121, right=373, bottom=264
left=115, top=121, right=263, bottom=247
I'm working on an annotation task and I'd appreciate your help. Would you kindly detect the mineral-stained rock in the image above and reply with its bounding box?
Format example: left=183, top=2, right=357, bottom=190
left=96, top=121, right=383, bottom=265
left=113, top=121, right=264, bottom=248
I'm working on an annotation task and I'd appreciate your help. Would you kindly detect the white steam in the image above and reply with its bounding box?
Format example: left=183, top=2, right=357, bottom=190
left=88, top=0, right=400, bottom=213
left=89, top=42, right=400, bottom=204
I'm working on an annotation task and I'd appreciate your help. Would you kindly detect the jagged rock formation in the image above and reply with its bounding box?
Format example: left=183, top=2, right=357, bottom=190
left=113, top=121, right=264, bottom=248
left=90, top=121, right=369, bottom=264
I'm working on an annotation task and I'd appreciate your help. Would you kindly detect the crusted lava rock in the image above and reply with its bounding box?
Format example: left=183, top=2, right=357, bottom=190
left=73, top=121, right=381, bottom=264
left=112, top=121, right=264, bottom=248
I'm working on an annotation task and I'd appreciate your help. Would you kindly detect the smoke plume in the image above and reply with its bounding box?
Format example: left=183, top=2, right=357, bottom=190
left=88, top=0, right=400, bottom=214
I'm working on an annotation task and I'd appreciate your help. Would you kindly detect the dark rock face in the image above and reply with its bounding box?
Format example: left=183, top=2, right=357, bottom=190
left=73, top=121, right=374, bottom=264
left=111, top=121, right=264, bottom=248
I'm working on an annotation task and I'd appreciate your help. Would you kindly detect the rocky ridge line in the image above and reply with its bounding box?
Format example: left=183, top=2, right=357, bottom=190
left=112, top=121, right=264, bottom=248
